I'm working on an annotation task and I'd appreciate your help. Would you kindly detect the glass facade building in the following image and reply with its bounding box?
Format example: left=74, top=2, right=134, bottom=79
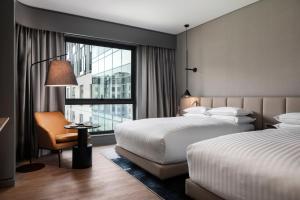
left=65, top=40, right=134, bottom=134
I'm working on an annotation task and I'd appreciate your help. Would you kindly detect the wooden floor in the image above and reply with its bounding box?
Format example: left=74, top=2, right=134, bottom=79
left=0, top=145, right=160, bottom=200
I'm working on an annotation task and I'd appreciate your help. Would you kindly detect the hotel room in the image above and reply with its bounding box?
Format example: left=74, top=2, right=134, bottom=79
left=0, top=0, right=300, bottom=199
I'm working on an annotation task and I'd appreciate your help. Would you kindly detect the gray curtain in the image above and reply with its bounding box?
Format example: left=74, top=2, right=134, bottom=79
left=16, top=24, right=65, bottom=160
left=137, top=46, right=177, bottom=119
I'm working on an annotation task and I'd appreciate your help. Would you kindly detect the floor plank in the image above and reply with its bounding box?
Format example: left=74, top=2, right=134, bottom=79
left=0, top=145, right=160, bottom=200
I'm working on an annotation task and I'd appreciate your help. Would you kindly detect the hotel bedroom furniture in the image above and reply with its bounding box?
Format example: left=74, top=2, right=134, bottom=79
left=16, top=54, right=78, bottom=173
left=115, top=96, right=300, bottom=181
left=185, top=96, right=300, bottom=200
left=34, top=112, right=78, bottom=167
left=115, top=97, right=258, bottom=180
left=0, top=117, right=9, bottom=133
left=115, top=116, right=254, bottom=179
left=64, top=124, right=98, bottom=169
left=186, top=128, right=300, bottom=200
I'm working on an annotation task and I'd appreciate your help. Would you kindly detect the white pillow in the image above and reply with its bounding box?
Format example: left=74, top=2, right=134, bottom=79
left=183, top=106, right=210, bottom=114
left=211, top=115, right=256, bottom=124
left=183, top=113, right=208, bottom=118
left=207, top=107, right=252, bottom=116
left=274, top=123, right=300, bottom=129
left=274, top=113, right=300, bottom=125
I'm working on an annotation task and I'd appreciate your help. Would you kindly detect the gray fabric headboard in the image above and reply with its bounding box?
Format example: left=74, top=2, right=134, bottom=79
left=180, top=97, right=300, bottom=130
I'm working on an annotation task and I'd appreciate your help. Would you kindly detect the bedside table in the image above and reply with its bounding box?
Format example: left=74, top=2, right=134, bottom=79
left=264, top=123, right=277, bottom=129
left=64, top=124, right=99, bottom=169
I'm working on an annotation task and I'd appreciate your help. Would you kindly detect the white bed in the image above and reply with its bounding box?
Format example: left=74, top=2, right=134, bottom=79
left=187, top=128, right=300, bottom=200
left=115, top=115, right=254, bottom=164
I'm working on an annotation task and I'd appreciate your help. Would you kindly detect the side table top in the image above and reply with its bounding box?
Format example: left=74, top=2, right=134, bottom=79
left=0, top=117, right=9, bottom=133
left=64, top=123, right=100, bottom=130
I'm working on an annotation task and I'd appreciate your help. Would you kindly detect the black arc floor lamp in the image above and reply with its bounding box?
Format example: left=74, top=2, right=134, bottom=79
left=16, top=55, right=78, bottom=173
left=182, top=24, right=197, bottom=98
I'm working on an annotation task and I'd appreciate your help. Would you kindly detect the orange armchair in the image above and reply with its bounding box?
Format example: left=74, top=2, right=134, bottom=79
left=34, top=112, right=78, bottom=167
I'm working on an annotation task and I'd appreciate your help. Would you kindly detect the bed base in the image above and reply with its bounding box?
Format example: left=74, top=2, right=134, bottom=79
left=115, top=145, right=188, bottom=180
left=185, top=179, right=224, bottom=200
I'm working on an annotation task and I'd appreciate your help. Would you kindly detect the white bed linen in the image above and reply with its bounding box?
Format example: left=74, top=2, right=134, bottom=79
left=187, top=128, right=300, bottom=200
left=115, top=116, right=254, bottom=164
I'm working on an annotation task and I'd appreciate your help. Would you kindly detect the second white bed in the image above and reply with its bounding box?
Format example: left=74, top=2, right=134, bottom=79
left=187, top=128, right=300, bottom=200
left=115, top=116, right=254, bottom=164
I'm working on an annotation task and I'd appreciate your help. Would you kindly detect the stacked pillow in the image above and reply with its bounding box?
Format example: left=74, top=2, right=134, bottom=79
left=183, top=106, right=256, bottom=124
left=274, top=113, right=300, bottom=129
left=210, top=115, right=256, bottom=124
left=207, top=107, right=253, bottom=116
left=207, top=107, right=255, bottom=124
left=183, top=106, right=209, bottom=117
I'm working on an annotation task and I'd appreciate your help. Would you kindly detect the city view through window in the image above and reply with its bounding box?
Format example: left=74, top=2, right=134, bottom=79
left=65, top=40, right=134, bottom=134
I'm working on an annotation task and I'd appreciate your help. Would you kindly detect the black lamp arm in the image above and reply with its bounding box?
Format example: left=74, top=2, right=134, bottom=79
left=185, top=67, right=197, bottom=72
left=31, top=53, right=67, bottom=66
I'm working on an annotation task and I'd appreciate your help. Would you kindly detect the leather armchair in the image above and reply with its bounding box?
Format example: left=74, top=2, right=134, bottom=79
left=34, top=112, right=78, bottom=167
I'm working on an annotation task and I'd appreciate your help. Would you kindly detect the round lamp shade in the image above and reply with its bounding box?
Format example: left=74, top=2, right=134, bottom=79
left=45, top=60, right=78, bottom=87
left=180, top=96, right=199, bottom=111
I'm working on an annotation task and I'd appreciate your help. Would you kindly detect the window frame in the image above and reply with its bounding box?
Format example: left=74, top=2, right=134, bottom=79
left=64, top=36, right=137, bottom=135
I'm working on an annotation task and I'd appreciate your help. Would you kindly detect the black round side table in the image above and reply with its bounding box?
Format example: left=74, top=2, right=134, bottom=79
left=64, top=124, right=99, bottom=169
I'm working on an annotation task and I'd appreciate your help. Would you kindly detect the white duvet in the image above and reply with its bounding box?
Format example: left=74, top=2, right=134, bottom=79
left=187, top=128, right=300, bottom=200
left=115, top=116, right=254, bottom=164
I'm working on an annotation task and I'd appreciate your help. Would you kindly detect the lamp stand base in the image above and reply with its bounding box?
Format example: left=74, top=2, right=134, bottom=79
left=16, top=163, right=45, bottom=173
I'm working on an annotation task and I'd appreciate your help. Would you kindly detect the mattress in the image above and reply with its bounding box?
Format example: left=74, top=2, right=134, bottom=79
left=187, top=128, right=300, bottom=200
left=115, top=116, right=254, bottom=164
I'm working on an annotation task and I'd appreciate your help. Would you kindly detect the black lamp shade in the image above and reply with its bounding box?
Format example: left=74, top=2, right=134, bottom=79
left=182, top=89, right=191, bottom=98
left=45, top=60, right=78, bottom=87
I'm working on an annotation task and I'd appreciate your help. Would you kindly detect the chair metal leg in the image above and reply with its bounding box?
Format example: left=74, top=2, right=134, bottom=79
left=38, top=147, right=43, bottom=158
left=58, top=150, right=61, bottom=168
left=37, top=147, right=40, bottom=159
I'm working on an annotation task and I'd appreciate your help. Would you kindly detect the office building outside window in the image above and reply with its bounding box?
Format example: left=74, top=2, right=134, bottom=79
left=65, top=38, right=136, bottom=134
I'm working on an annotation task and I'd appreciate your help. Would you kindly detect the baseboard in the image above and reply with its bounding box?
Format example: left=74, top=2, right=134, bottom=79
left=0, top=178, right=15, bottom=188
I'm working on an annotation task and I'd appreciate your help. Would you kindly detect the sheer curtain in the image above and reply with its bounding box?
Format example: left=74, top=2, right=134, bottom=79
left=16, top=24, right=65, bottom=160
left=137, top=46, right=177, bottom=119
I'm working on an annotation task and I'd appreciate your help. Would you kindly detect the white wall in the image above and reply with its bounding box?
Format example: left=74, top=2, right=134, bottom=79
left=176, top=0, right=300, bottom=99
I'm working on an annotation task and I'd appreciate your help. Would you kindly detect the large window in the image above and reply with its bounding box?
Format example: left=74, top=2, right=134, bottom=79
left=65, top=37, right=136, bottom=134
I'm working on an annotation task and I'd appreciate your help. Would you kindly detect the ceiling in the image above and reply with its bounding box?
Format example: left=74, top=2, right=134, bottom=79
left=18, top=0, right=259, bottom=34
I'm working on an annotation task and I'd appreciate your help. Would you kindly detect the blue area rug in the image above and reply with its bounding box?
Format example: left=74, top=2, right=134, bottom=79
left=109, top=155, right=191, bottom=200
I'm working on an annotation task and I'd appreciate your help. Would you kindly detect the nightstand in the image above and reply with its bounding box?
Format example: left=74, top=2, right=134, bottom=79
left=264, top=123, right=277, bottom=129
left=64, top=124, right=99, bottom=169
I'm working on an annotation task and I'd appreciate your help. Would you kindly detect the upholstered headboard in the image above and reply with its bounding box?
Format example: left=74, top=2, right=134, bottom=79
left=180, top=97, right=300, bottom=130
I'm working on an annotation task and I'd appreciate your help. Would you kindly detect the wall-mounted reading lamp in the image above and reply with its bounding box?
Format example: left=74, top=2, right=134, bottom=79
left=182, top=24, right=197, bottom=98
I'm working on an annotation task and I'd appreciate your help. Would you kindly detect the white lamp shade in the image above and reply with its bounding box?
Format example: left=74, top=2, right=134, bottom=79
left=180, top=97, right=200, bottom=110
